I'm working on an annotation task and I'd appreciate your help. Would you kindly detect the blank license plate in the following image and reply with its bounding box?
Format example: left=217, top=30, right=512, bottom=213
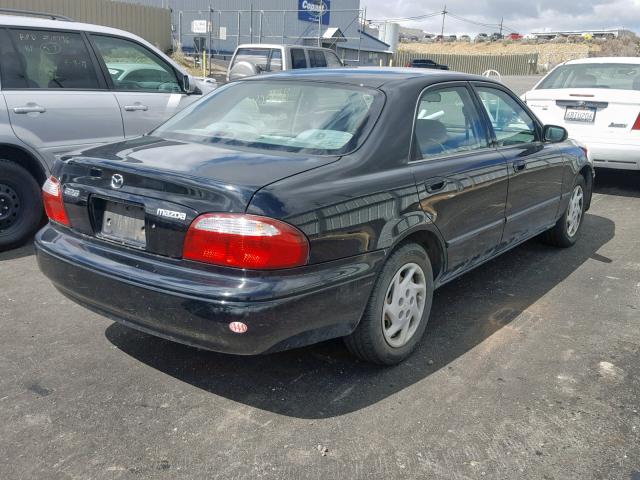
left=565, top=107, right=596, bottom=123
left=100, top=201, right=146, bottom=248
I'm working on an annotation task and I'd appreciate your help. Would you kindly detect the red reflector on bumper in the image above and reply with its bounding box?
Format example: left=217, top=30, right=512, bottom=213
left=229, top=322, right=248, bottom=334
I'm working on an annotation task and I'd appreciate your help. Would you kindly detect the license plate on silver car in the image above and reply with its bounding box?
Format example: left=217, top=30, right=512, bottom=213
left=100, top=201, right=146, bottom=248
left=564, top=107, right=596, bottom=123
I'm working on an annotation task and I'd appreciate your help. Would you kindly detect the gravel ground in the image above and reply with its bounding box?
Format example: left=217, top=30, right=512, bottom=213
left=1, top=169, right=639, bottom=480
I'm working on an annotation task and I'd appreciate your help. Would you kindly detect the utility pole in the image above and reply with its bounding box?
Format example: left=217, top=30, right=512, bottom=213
left=499, top=17, right=503, bottom=37
left=440, top=5, right=447, bottom=41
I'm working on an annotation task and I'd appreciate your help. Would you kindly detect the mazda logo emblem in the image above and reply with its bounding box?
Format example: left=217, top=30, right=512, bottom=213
left=111, top=174, right=124, bottom=189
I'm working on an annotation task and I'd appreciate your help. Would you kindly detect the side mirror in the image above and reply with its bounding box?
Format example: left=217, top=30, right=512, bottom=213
left=182, top=74, right=196, bottom=94
left=543, top=124, right=568, bottom=143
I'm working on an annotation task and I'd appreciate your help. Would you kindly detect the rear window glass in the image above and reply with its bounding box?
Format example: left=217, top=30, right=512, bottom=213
left=290, top=49, right=307, bottom=69
left=308, top=50, right=327, bottom=68
left=232, top=48, right=282, bottom=72
left=5, top=29, right=100, bottom=89
left=537, top=63, right=640, bottom=90
left=325, top=51, right=342, bottom=67
left=155, top=81, right=382, bottom=155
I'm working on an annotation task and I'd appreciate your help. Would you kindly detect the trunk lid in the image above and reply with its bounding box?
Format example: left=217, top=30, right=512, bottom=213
left=525, top=88, right=640, bottom=141
left=56, top=135, right=337, bottom=257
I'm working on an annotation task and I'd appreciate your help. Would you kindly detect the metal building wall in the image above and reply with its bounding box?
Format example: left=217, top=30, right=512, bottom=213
left=118, top=0, right=364, bottom=54
left=0, top=0, right=171, bottom=50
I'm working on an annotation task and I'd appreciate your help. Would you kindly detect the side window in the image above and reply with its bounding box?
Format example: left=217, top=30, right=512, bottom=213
left=91, top=35, right=180, bottom=92
left=6, top=29, right=100, bottom=89
left=475, top=86, right=537, bottom=146
left=308, top=50, right=327, bottom=68
left=413, top=86, right=488, bottom=160
left=324, top=50, right=342, bottom=67
left=270, top=49, right=282, bottom=72
left=290, top=48, right=307, bottom=69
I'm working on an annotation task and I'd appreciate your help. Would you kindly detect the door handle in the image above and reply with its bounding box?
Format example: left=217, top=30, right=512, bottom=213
left=123, top=104, right=149, bottom=112
left=513, top=160, right=526, bottom=172
left=425, top=178, right=447, bottom=193
left=13, top=105, right=46, bottom=114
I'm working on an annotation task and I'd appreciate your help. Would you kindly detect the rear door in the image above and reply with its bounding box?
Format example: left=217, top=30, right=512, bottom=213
left=88, top=34, right=195, bottom=138
left=472, top=82, right=565, bottom=247
left=410, top=82, right=509, bottom=277
left=0, top=28, right=123, bottom=157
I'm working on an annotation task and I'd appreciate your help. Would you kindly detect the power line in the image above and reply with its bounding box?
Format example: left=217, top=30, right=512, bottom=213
left=368, top=9, right=518, bottom=34
left=368, top=12, right=442, bottom=23
left=440, top=12, right=517, bottom=33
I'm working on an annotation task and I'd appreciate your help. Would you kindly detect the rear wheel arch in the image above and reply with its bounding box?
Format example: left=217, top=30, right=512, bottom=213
left=0, top=144, right=47, bottom=186
left=392, top=228, right=446, bottom=282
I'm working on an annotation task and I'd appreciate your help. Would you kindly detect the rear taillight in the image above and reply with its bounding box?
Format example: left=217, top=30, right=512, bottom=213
left=183, top=213, right=309, bottom=270
left=632, top=113, right=640, bottom=131
left=42, top=176, right=69, bottom=226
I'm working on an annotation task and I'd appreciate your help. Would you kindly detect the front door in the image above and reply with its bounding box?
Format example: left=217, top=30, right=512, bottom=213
left=472, top=83, right=565, bottom=248
left=89, top=34, right=194, bottom=138
left=1, top=28, right=123, bottom=159
left=410, top=83, right=509, bottom=278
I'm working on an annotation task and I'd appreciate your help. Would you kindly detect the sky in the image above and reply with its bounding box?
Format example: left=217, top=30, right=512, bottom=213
left=362, top=0, right=640, bottom=35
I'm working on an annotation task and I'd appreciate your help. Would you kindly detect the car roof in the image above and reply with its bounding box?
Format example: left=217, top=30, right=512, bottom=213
left=563, top=57, right=640, bottom=65
left=244, top=67, right=497, bottom=89
left=235, top=43, right=333, bottom=51
left=0, top=13, right=139, bottom=37
left=0, top=14, right=186, bottom=74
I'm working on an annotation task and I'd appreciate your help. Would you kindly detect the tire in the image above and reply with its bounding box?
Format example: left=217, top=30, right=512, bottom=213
left=0, top=159, right=43, bottom=251
left=543, top=175, right=586, bottom=248
left=344, top=243, right=434, bottom=365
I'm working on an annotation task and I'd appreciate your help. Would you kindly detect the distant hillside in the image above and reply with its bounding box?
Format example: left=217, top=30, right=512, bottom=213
left=398, top=38, right=639, bottom=70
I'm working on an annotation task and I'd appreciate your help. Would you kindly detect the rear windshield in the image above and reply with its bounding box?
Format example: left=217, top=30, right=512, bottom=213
left=537, top=63, right=640, bottom=90
left=231, top=48, right=282, bottom=72
left=154, top=80, right=382, bottom=155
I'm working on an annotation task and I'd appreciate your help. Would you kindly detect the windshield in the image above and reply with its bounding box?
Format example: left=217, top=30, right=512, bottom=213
left=155, top=81, right=381, bottom=155
left=537, top=63, right=640, bottom=90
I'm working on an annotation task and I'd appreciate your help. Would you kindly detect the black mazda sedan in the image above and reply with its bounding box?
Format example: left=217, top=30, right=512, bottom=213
left=35, top=68, right=593, bottom=365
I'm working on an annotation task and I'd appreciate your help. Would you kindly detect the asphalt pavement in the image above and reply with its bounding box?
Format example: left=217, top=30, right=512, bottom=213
left=501, top=75, right=543, bottom=95
left=1, top=168, right=639, bottom=479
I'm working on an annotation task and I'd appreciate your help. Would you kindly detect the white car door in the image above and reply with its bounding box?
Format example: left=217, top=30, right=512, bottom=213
left=0, top=28, right=123, bottom=158
left=89, top=34, right=198, bottom=138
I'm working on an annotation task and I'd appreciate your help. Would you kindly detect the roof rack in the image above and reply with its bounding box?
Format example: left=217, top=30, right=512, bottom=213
left=0, top=8, right=74, bottom=22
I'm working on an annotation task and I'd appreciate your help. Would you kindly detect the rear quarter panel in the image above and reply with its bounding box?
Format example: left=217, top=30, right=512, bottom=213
left=246, top=79, right=445, bottom=265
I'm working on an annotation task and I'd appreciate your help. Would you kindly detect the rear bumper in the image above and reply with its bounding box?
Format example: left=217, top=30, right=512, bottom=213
left=35, top=225, right=384, bottom=355
left=577, top=138, right=640, bottom=170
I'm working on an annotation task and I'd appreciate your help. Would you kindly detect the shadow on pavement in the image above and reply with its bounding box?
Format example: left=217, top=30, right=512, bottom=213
left=0, top=242, right=34, bottom=261
left=106, top=213, right=615, bottom=419
left=594, top=168, right=640, bottom=198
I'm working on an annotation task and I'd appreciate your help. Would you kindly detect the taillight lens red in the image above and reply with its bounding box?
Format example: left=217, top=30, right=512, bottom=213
left=42, top=176, right=69, bottom=226
left=183, top=213, right=309, bottom=270
left=632, top=113, right=640, bottom=131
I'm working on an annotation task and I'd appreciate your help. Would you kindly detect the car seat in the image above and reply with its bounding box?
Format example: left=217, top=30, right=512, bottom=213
left=415, top=119, right=448, bottom=157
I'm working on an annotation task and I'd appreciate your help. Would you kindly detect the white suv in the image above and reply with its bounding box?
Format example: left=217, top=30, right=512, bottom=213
left=227, top=44, right=343, bottom=81
left=0, top=10, right=215, bottom=250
